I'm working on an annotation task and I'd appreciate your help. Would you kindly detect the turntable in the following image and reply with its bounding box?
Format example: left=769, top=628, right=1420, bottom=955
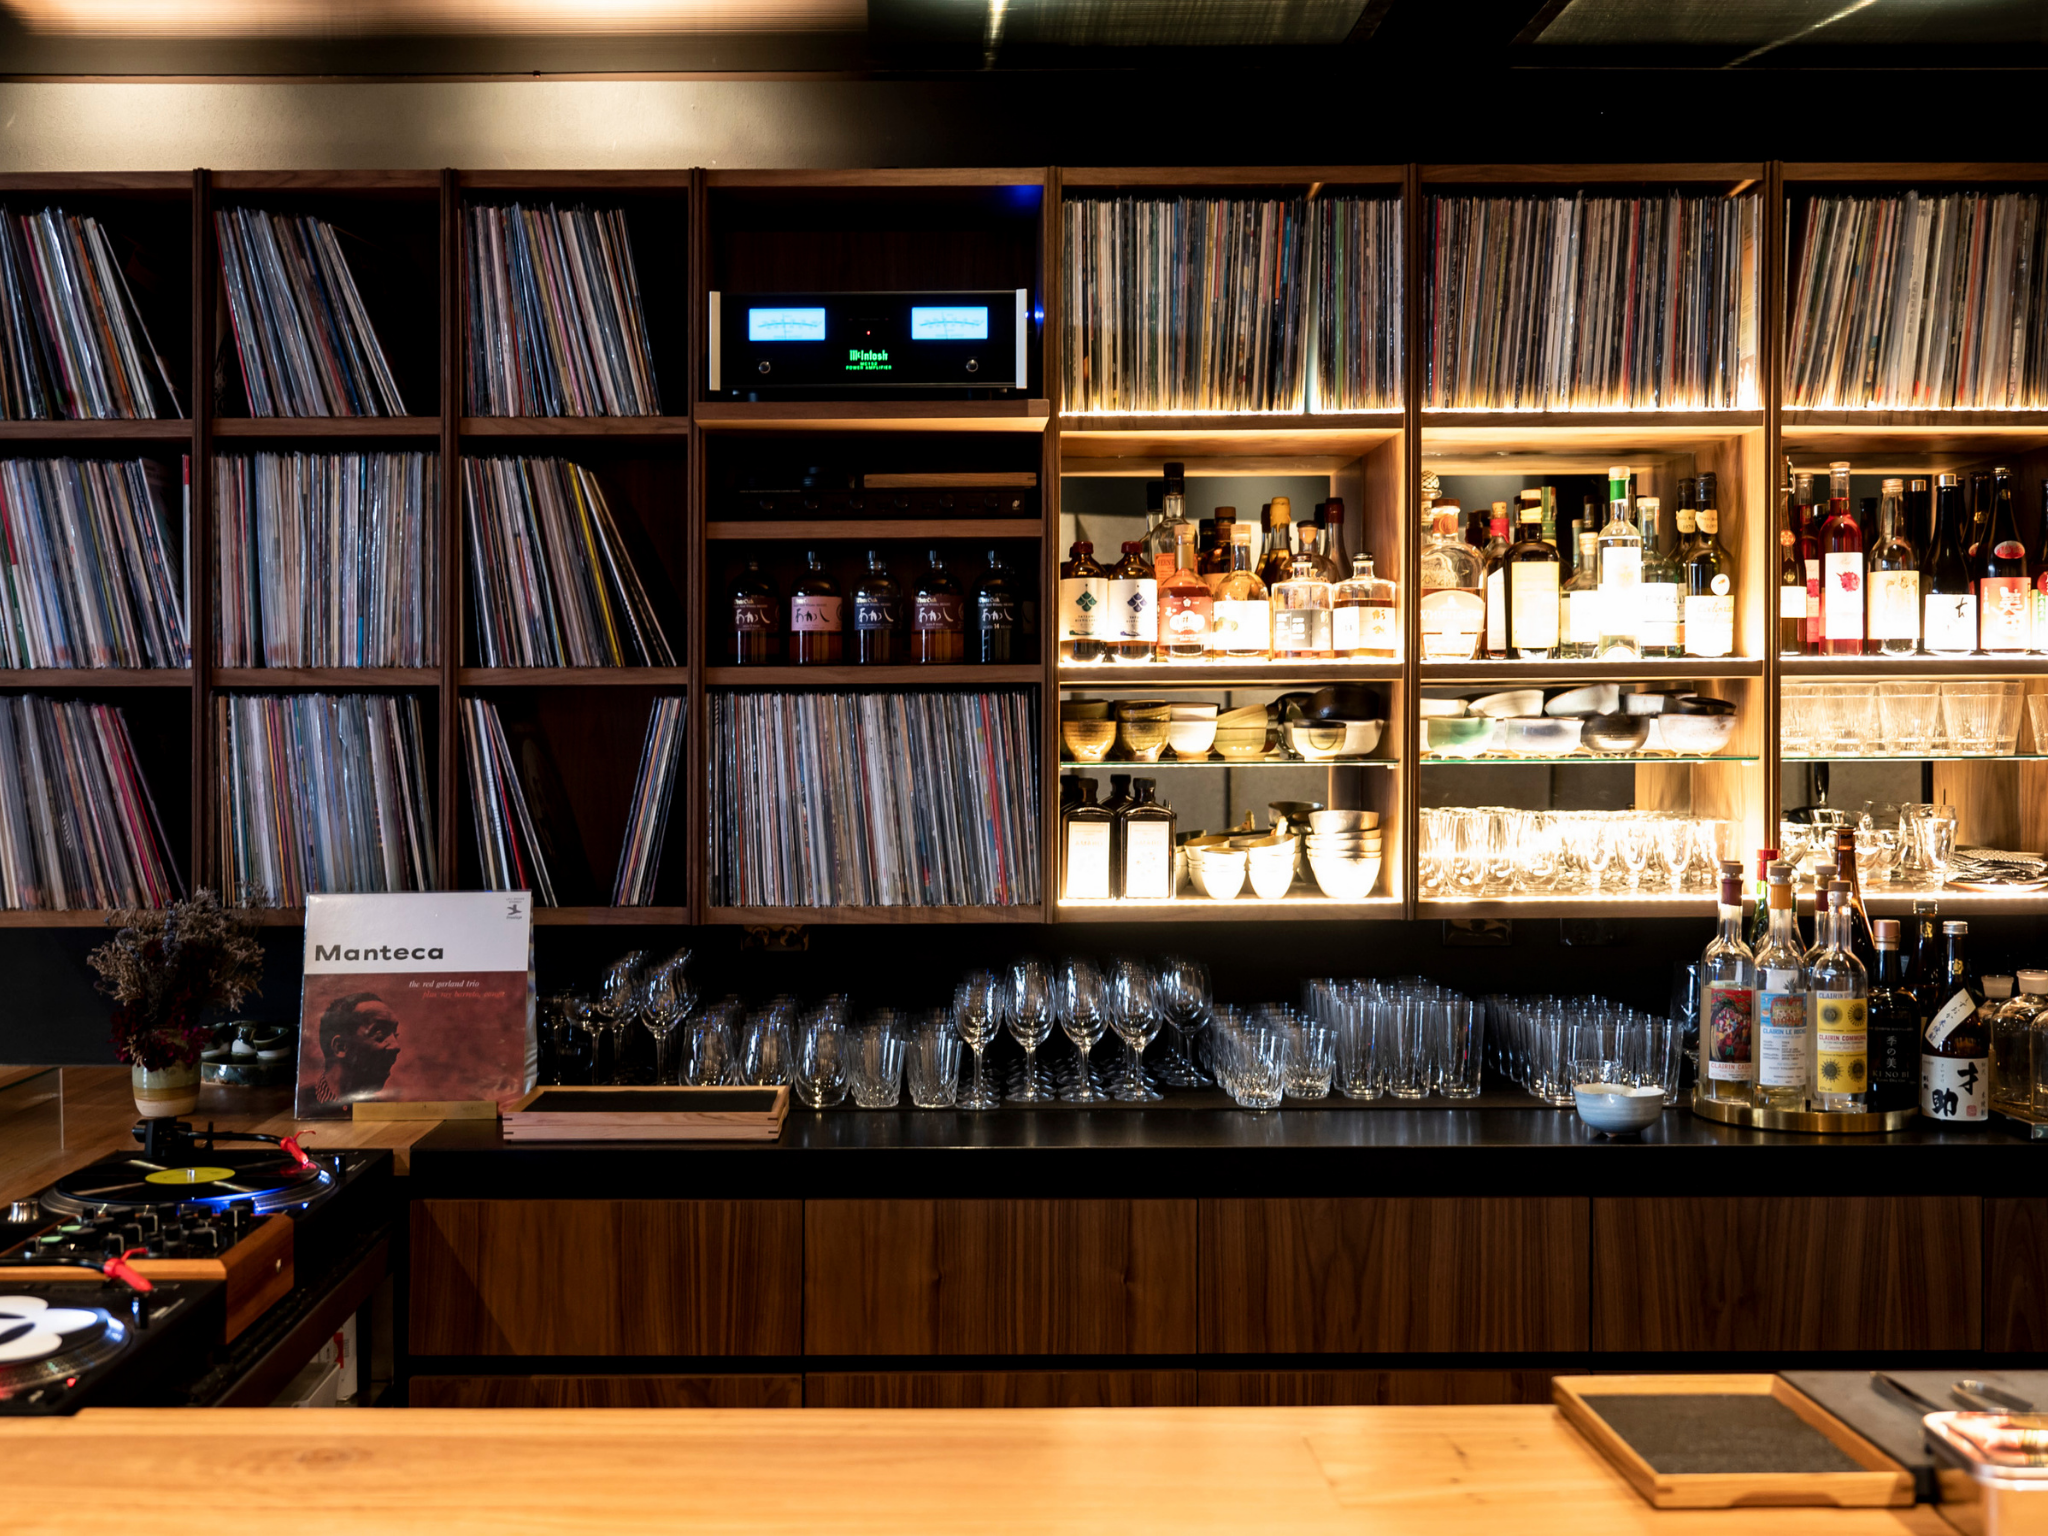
left=0, top=1279, right=218, bottom=1415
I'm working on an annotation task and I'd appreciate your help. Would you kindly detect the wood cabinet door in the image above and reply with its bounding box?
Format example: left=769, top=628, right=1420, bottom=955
left=410, top=1200, right=802, bottom=1356
left=1591, top=1196, right=1982, bottom=1352
left=409, top=1375, right=802, bottom=1408
left=1985, top=1198, right=2048, bottom=1354
left=803, top=1371, right=1195, bottom=1408
left=804, top=1199, right=1197, bottom=1356
left=1198, top=1198, right=1589, bottom=1354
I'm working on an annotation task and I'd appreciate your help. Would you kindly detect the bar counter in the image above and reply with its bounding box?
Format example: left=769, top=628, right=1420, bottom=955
left=2, top=1405, right=1956, bottom=1536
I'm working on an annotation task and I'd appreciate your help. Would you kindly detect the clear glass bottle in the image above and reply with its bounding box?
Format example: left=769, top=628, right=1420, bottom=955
left=1806, top=881, right=1870, bottom=1111
left=1805, top=860, right=1837, bottom=962
left=1752, top=860, right=1808, bottom=1111
left=852, top=548, right=902, bottom=665
left=1923, top=474, right=1978, bottom=655
left=1060, top=778, right=1113, bottom=901
left=1699, top=860, right=1757, bottom=1106
left=1636, top=497, right=1682, bottom=658
left=1557, top=529, right=1599, bottom=660
left=1333, top=553, right=1398, bottom=660
left=1142, top=462, right=1191, bottom=588
left=1684, top=471, right=1737, bottom=659
left=1503, top=502, right=1560, bottom=659
left=1257, top=496, right=1296, bottom=593
left=1155, top=519, right=1213, bottom=661
left=1920, top=919, right=1989, bottom=1126
left=910, top=549, right=964, bottom=664
left=1057, top=539, right=1108, bottom=664
left=1819, top=459, right=1865, bottom=655
left=1596, top=464, right=1642, bottom=660
left=1111, top=777, right=1176, bottom=902
left=1419, top=510, right=1484, bottom=662
left=972, top=548, right=1018, bottom=664
left=1867, top=919, right=1920, bottom=1114
left=2000, top=970, right=2048, bottom=1117
left=789, top=548, right=844, bottom=665
left=1272, top=553, right=1334, bottom=659
left=1210, top=521, right=1271, bottom=659
left=1867, top=477, right=1920, bottom=656
left=1105, top=540, right=1157, bottom=662
left=1979, top=466, right=2032, bottom=653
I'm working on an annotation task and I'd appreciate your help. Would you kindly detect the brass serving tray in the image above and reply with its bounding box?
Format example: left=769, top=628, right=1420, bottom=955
left=1691, top=1087, right=1917, bottom=1134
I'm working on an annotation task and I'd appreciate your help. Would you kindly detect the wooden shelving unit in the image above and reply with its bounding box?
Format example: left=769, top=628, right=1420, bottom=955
left=0, top=160, right=2042, bottom=927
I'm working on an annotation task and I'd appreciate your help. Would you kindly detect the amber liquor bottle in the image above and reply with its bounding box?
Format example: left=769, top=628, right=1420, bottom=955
left=788, top=549, right=844, bottom=665
left=728, top=558, right=781, bottom=665
left=1111, top=777, right=1176, bottom=901
left=1060, top=779, right=1113, bottom=901
left=972, top=549, right=1019, bottom=664
left=1105, top=541, right=1157, bottom=662
left=1057, top=540, right=1108, bottom=663
left=911, top=549, right=964, bottom=664
left=852, top=549, right=902, bottom=665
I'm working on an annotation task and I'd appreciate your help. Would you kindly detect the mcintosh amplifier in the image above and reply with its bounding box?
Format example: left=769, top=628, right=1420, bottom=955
left=709, top=289, right=1029, bottom=395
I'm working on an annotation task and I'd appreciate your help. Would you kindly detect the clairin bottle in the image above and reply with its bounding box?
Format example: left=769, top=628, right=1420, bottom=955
left=1698, top=860, right=1757, bottom=1106
left=1807, top=881, right=1870, bottom=1111
left=1596, top=465, right=1642, bottom=660
left=1752, top=859, right=1807, bottom=1111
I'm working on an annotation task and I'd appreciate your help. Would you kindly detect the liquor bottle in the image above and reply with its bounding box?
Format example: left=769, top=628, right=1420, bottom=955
left=1807, top=881, right=1870, bottom=1112
left=728, top=557, right=781, bottom=665
left=1272, top=553, right=1335, bottom=659
left=1867, top=920, right=1919, bottom=1113
left=1257, top=496, right=1297, bottom=592
left=1969, top=470, right=1992, bottom=559
left=1921, top=919, right=1989, bottom=1126
left=1537, top=485, right=1559, bottom=550
left=1991, top=970, right=2048, bottom=1116
left=1156, top=518, right=1213, bottom=660
left=1638, top=497, right=1683, bottom=658
left=1596, top=465, right=1642, bottom=660
left=1805, top=860, right=1837, bottom=962
left=1057, top=540, right=1107, bottom=664
left=1321, top=497, right=1353, bottom=585
left=1101, top=773, right=1134, bottom=817
left=1419, top=510, right=1484, bottom=662
left=1684, top=472, right=1737, bottom=659
left=1752, top=861, right=1808, bottom=1111
left=1557, top=529, right=1600, bottom=660
left=1194, top=519, right=1219, bottom=586
left=1978, top=466, right=2032, bottom=653
left=1481, top=504, right=1512, bottom=658
left=1699, top=860, right=1757, bottom=1105
left=1463, top=501, right=1489, bottom=551
left=1210, top=521, right=1271, bottom=659
left=1906, top=476, right=1935, bottom=563
left=972, top=549, right=1018, bottom=664
left=1743, top=844, right=1780, bottom=951
left=1517, top=488, right=1545, bottom=555
left=1143, top=462, right=1192, bottom=587
left=1794, top=471, right=1822, bottom=653
left=1923, top=473, right=1978, bottom=655
left=1673, top=478, right=1699, bottom=565
left=1979, top=975, right=2016, bottom=1108
left=1060, top=778, right=1113, bottom=901
left=1817, top=460, right=1864, bottom=655
left=1105, top=541, right=1157, bottom=662
left=910, top=549, right=964, bottom=664
left=1906, top=897, right=1942, bottom=1014
left=1201, top=506, right=1238, bottom=589
left=1830, top=826, right=1879, bottom=974
left=2035, top=479, right=2048, bottom=652
left=1777, top=474, right=1807, bottom=655
left=852, top=549, right=902, bottom=665
left=1867, top=477, right=1920, bottom=656
left=1504, top=501, right=1561, bottom=659
left=1333, top=553, right=1398, bottom=659
left=789, top=548, right=844, bottom=664
left=1111, top=777, right=1176, bottom=901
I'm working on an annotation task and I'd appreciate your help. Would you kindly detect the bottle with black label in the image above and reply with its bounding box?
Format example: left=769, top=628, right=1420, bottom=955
left=1057, top=540, right=1107, bottom=663
left=972, top=549, right=1018, bottom=664
left=1105, top=541, right=1157, bottom=662
left=788, top=548, right=843, bottom=665
left=1060, top=778, right=1112, bottom=901
left=851, top=548, right=901, bottom=665
left=728, top=558, right=781, bottom=664
left=1920, top=919, right=1990, bottom=1126
left=1866, top=919, right=1919, bottom=1113
left=1111, top=777, right=1176, bottom=902
left=912, top=549, right=964, bottom=664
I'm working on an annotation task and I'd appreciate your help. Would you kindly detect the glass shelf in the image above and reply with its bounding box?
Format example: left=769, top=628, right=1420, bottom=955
left=1783, top=753, right=2047, bottom=763
left=1062, top=757, right=1396, bottom=770
left=1059, top=660, right=1401, bottom=687
left=1422, top=753, right=1759, bottom=767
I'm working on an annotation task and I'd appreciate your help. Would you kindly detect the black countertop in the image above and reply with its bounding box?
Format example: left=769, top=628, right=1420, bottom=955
left=408, top=1096, right=2037, bottom=1200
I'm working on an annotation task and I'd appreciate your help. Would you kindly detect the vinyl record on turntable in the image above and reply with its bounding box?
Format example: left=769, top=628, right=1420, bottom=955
left=0, top=1293, right=127, bottom=1401
left=40, top=1147, right=330, bottom=1217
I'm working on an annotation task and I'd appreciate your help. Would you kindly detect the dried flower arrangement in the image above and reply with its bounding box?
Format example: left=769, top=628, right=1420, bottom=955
left=88, top=890, right=265, bottom=1071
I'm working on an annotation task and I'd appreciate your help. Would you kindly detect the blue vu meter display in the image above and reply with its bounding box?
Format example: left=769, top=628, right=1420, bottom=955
left=908, top=306, right=989, bottom=341
left=747, top=307, right=827, bottom=342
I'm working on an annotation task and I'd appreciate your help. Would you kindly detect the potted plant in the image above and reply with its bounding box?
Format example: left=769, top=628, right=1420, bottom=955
left=89, top=891, right=265, bottom=1119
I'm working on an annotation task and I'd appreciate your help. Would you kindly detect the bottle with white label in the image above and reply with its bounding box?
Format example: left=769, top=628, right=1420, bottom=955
left=1923, top=474, right=1978, bottom=655
left=1684, top=471, right=1737, bottom=658
left=1752, top=860, right=1807, bottom=1110
left=1111, top=777, right=1176, bottom=901
left=1866, top=477, right=1920, bottom=656
left=1699, top=861, right=1757, bottom=1105
left=1333, top=553, right=1397, bottom=659
left=1105, top=541, right=1157, bottom=661
left=1806, top=881, right=1869, bottom=1111
left=1058, top=540, right=1108, bottom=663
left=1557, top=530, right=1599, bottom=659
left=1420, top=510, right=1484, bottom=660
left=1818, top=460, right=1865, bottom=656
left=1636, top=497, right=1682, bottom=657
left=1920, top=919, right=1989, bottom=1126
left=1060, top=779, right=1113, bottom=901
left=1978, top=466, right=2032, bottom=653
left=1210, top=521, right=1270, bottom=659
left=1596, top=465, right=1643, bottom=660
left=1504, top=502, right=1561, bottom=658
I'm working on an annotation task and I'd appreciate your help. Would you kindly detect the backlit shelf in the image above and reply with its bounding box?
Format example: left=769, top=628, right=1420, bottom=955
left=1782, top=753, right=2047, bottom=763
left=1060, top=660, right=1401, bottom=687
left=1058, top=895, right=1401, bottom=922
left=1420, top=659, right=1761, bottom=683
left=1061, top=757, right=1396, bottom=770
left=1422, top=753, right=1759, bottom=766
left=1781, top=655, right=2048, bottom=677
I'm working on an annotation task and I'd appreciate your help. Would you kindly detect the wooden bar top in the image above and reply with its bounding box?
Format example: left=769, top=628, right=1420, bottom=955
left=0, top=1406, right=1954, bottom=1536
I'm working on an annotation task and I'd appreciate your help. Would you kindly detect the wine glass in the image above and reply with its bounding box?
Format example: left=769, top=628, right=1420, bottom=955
left=1006, top=958, right=1054, bottom=1103
left=598, top=949, right=648, bottom=1083
left=1056, top=957, right=1108, bottom=1102
left=1154, top=956, right=1212, bottom=1088
left=568, top=993, right=606, bottom=1081
left=1106, top=957, right=1162, bottom=1101
left=953, top=970, right=1001, bottom=1110
left=639, top=951, right=696, bottom=1084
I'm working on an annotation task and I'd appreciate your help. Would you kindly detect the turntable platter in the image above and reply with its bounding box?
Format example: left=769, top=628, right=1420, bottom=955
left=41, top=1147, right=330, bottom=1217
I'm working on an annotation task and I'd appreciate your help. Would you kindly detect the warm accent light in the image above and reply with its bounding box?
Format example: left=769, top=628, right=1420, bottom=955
left=4, top=0, right=862, bottom=34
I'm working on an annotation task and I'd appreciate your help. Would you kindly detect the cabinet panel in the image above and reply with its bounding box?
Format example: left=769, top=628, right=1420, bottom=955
left=804, top=1371, right=1195, bottom=1408
left=1591, top=1196, right=1981, bottom=1352
left=410, top=1200, right=802, bottom=1356
left=1986, top=1198, right=2048, bottom=1354
left=1196, top=1370, right=1560, bottom=1407
left=1198, top=1198, right=1589, bottom=1354
left=804, top=1199, right=1197, bottom=1356
left=408, top=1375, right=802, bottom=1408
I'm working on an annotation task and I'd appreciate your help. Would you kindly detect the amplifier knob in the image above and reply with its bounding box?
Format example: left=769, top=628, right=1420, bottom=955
left=965, top=358, right=980, bottom=373
left=757, top=360, right=772, bottom=375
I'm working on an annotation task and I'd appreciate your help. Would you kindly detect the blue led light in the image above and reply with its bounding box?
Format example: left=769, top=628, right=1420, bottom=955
left=910, top=306, right=989, bottom=341
left=747, top=307, right=827, bottom=342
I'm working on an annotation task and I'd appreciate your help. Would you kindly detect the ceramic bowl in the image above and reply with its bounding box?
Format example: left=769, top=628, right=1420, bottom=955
left=1670, top=693, right=1738, bottom=716
left=1217, top=702, right=1270, bottom=727
left=1653, top=713, right=1737, bottom=756
left=1308, top=809, right=1379, bottom=834
left=1118, top=718, right=1168, bottom=762
left=1580, top=712, right=1651, bottom=754
left=1166, top=719, right=1218, bottom=758
left=1331, top=719, right=1385, bottom=756
left=1546, top=682, right=1621, bottom=717
left=1305, top=683, right=1385, bottom=721
left=1168, top=702, right=1219, bottom=722
left=1061, top=719, right=1117, bottom=762
left=1424, top=715, right=1497, bottom=756
left=1286, top=721, right=1348, bottom=761
left=1469, top=688, right=1545, bottom=718
left=1419, top=694, right=1471, bottom=718
left=1308, top=853, right=1382, bottom=901
left=1115, top=699, right=1171, bottom=722
left=1245, top=841, right=1299, bottom=900
left=1306, top=839, right=1382, bottom=859
left=1190, top=849, right=1247, bottom=901
left=1621, top=689, right=1684, bottom=716
left=1572, top=1082, right=1666, bottom=1137
left=1060, top=699, right=1111, bottom=722
left=1500, top=716, right=1583, bottom=757
left=1213, top=726, right=1273, bottom=761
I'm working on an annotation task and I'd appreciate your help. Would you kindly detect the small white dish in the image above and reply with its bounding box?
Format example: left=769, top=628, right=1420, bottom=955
left=1308, top=809, right=1379, bottom=834
left=1545, top=683, right=1621, bottom=718
left=1572, top=1082, right=1666, bottom=1137
left=1469, top=688, right=1544, bottom=719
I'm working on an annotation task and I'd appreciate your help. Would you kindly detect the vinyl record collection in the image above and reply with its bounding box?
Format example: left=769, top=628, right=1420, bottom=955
left=710, top=689, right=1039, bottom=908
left=218, top=691, right=436, bottom=907
left=461, top=696, right=557, bottom=906
left=0, top=456, right=187, bottom=667
left=0, top=696, right=180, bottom=909
left=1062, top=195, right=1403, bottom=414
left=1785, top=191, right=2048, bottom=409
left=216, top=451, right=438, bottom=668
left=463, top=202, right=662, bottom=417
left=463, top=456, right=674, bottom=667
left=1423, top=191, right=1761, bottom=410
left=215, top=206, right=407, bottom=417
left=613, top=694, right=684, bottom=906
left=0, top=206, right=182, bottom=421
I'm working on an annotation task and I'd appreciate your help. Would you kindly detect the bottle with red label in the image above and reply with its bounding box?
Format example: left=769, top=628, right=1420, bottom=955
left=911, top=549, right=964, bottom=664
left=1977, top=466, right=2032, bottom=654
left=728, top=557, right=781, bottom=665
left=2035, top=479, right=2048, bottom=653
left=1795, top=471, right=1822, bottom=653
left=788, top=548, right=844, bottom=665
left=1819, top=460, right=1864, bottom=655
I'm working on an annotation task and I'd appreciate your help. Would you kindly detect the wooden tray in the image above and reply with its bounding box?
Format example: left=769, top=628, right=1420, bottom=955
left=1553, top=1374, right=1916, bottom=1509
left=501, top=1085, right=789, bottom=1141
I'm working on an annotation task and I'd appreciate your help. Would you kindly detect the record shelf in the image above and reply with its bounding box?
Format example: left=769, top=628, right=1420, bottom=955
left=0, top=161, right=2043, bottom=929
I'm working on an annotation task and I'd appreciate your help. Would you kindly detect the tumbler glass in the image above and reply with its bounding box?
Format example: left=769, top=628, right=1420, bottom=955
left=906, top=1015, right=960, bottom=1109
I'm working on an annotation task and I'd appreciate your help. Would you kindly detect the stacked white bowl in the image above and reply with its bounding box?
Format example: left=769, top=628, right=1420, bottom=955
left=1304, top=809, right=1382, bottom=899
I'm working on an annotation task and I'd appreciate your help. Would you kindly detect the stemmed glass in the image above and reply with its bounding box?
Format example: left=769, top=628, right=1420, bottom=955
left=953, top=970, right=1002, bottom=1110
left=1006, top=958, right=1055, bottom=1103
left=1106, top=957, right=1162, bottom=1102
left=597, top=949, right=647, bottom=1083
left=1056, top=957, right=1109, bottom=1102
left=569, top=994, right=607, bottom=1080
left=1154, top=956, right=1212, bottom=1087
left=639, top=949, right=696, bottom=1085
